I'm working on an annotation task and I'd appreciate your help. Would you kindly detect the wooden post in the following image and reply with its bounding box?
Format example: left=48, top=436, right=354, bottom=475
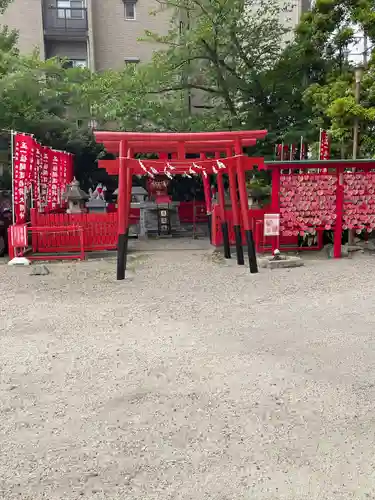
left=117, top=140, right=128, bottom=280
left=334, top=165, right=344, bottom=258
left=226, top=147, right=244, bottom=265
left=271, top=165, right=281, bottom=253
left=235, top=139, right=258, bottom=273
left=122, top=147, right=133, bottom=277
left=200, top=153, right=212, bottom=242
left=217, top=167, right=231, bottom=259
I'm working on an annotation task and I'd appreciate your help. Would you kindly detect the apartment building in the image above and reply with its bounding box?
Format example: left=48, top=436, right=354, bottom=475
left=279, top=0, right=311, bottom=36
left=1, top=0, right=311, bottom=71
left=0, top=0, right=171, bottom=70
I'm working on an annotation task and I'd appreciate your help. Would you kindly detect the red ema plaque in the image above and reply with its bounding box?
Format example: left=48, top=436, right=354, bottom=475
left=147, top=176, right=171, bottom=204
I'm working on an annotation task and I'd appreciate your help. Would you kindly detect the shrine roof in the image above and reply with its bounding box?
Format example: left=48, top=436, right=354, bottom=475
left=94, top=130, right=268, bottom=144
left=101, top=139, right=257, bottom=154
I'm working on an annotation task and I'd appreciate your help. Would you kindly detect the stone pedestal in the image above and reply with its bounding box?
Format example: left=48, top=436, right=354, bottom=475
left=139, top=201, right=180, bottom=238
left=86, top=198, right=107, bottom=213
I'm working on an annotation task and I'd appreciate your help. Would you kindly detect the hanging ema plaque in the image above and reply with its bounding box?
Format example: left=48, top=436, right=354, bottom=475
left=157, top=208, right=171, bottom=236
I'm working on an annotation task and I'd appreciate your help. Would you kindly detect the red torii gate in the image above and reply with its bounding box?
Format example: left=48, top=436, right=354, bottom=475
left=93, top=130, right=268, bottom=280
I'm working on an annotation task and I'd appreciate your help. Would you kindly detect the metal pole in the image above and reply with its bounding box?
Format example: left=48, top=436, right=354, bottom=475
left=10, top=130, right=15, bottom=224
left=353, top=74, right=361, bottom=160
left=349, top=73, right=361, bottom=246
left=352, top=80, right=360, bottom=161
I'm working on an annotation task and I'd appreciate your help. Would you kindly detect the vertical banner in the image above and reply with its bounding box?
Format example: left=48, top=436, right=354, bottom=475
left=12, top=133, right=35, bottom=223
left=319, top=129, right=330, bottom=174
left=40, top=146, right=51, bottom=211
left=319, top=129, right=330, bottom=160
left=33, top=142, right=42, bottom=211
left=27, top=137, right=36, bottom=193
left=60, top=152, right=68, bottom=206
left=48, top=150, right=60, bottom=211
left=276, top=144, right=289, bottom=161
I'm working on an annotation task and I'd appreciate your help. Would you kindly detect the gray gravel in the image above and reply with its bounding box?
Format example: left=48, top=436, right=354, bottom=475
left=1, top=242, right=375, bottom=499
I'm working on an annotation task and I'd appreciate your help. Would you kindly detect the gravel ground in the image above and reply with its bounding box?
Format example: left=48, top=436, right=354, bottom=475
left=1, top=242, right=375, bottom=500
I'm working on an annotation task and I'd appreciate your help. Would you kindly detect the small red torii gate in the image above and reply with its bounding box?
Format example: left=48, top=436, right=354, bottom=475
left=93, top=130, right=268, bottom=280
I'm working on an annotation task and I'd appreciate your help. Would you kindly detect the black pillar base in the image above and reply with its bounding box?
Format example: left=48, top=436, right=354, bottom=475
left=234, top=224, right=244, bottom=265
left=245, top=229, right=258, bottom=274
left=221, top=222, right=231, bottom=259
left=207, top=214, right=212, bottom=243
left=116, top=229, right=129, bottom=280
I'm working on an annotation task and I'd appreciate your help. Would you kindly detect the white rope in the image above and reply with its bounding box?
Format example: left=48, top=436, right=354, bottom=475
left=163, top=166, right=173, bottom=179
left=138, top=160, right=154, bottom=178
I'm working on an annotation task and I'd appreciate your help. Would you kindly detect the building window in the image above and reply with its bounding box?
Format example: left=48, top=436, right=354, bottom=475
left=124, top=57, right=140, bottom=65
left=57, top=0, right=85, bottom=19
left=64, top=59, right=87, bottom=69
left=124, top=1, right=136, bottom=20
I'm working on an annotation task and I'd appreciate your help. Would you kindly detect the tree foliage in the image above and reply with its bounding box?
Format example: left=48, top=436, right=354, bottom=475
left=296, top=0, right=375, bottom=157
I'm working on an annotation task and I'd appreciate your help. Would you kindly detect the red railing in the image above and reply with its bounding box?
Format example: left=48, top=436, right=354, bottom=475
left=30, top=210, right=123, bottom=253
left=28, top=202, right=207, bottom=255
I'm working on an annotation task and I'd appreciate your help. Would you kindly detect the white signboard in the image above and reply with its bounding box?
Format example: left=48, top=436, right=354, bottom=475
left=264, top=214, right=280, bottom=236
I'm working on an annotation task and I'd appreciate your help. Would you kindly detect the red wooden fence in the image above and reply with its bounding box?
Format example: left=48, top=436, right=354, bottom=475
left=30, top=210, right=118, bottom=252
left=29, top=201, right=208, bottom=254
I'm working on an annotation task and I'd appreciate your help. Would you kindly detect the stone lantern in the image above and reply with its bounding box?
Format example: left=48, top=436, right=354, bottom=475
left=63, top=178, right=89, bottom=214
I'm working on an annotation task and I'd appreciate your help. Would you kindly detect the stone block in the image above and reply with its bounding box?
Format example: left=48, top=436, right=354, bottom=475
left=258, top=256, right=304, bottom=269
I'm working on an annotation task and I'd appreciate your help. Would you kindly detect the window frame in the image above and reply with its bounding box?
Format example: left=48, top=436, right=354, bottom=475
left=124, top=1, right=136, bottom=21
left=57, top=0, right=85, bottom=20
left=64, top=59, right=88, bottom=69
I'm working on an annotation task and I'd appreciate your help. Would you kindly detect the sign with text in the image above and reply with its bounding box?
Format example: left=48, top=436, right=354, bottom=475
left=10, top=224, right=27, bottom=248
left=264, top=214, right=280, bottom=236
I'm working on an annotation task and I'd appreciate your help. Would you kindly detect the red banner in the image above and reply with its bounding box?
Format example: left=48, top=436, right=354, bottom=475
left=33, top=142, right=42, bottom=211
left=48, top=150, right=60, bottom=211
left=40, top=146, right=51, bottom=210
left=276, top=144, right=290, bottom=161
left=319, top=130, right=330, bottom=160
left=13, top=133, right=36, bottom=223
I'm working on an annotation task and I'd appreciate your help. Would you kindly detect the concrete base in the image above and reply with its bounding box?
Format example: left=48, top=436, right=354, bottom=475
left=258, top=255, right=304, bottom=269
left=8, top=257, right=31, bottom=266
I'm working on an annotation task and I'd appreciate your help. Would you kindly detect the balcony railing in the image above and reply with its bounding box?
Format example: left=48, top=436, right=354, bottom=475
left=43, top=7, right=88, bottom=39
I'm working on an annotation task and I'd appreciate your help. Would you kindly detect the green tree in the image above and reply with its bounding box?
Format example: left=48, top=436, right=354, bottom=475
left=295, top=0, right=375, bottom=157
left=118, top=0, right=325, bottom=155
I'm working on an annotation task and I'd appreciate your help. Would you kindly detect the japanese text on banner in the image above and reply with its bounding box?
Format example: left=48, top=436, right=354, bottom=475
left=13, top=133, right=35, bottom=223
